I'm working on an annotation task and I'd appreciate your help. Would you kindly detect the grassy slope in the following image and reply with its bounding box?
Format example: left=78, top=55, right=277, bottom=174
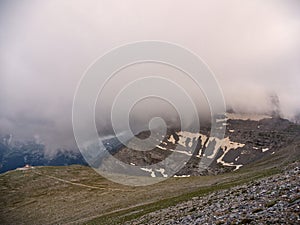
left=89, top=143, right=300, bottom=225
left=0, top=141, right=299, bottom=225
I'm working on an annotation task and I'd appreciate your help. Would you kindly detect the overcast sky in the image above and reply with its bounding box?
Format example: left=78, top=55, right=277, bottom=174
left=0, top=0, right=300, bottom=152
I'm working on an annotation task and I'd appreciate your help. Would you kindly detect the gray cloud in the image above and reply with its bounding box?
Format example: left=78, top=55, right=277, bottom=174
left=0, top=0, right=300, bottom=152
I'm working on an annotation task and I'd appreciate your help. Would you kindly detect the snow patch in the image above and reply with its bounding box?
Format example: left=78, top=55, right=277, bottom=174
left=168, top=135, right=176, bottom=144
left=262, top=148, right=270, bottom=152
left=216, top=118, right=227, bottom=123
left=140, top=168, right=156, bottom=177
left=140, top=168, right=168, bottom=178
left=216, top=137, right=245, bottom=170
left=156, top=145, right=167, bottom=150
left=168, top=149, right=192, bottom=156
left=174, top=174, right=190, bottom=178
left=176, top=131, right=207, bottom=148
left=226, top=113, right=271, bottom=121
left=234, top=165, right=243, bottom=171
left=155, top=168, right=168, bottom=177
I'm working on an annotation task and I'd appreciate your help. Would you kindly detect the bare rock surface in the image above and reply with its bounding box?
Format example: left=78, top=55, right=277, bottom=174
left=127, top=162, right=300, bottom=225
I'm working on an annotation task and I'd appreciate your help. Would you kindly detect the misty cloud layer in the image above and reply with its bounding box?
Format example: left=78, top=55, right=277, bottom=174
left=1, top=0, right=300, bottom=152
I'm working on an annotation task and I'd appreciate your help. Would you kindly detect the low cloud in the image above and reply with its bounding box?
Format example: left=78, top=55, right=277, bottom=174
left=0, top=0, right=300, bottom=152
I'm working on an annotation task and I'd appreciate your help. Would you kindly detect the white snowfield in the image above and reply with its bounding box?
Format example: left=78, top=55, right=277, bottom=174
left=154, top=130, right=247, bottom=175
left=226, top=113, right=272, bottom=121
left=173, top=174, right=191, bottom=178
left=168, top=131, right=207, bottom=148
left=262, top=148, right=270, bottom=152
left=168, top=135, right=176, bottom=144
left=216, top=118, right=227, bottom=123
left=137, top=113, right=278, bottom=178
left=253, top=146, right=271, bottom=152
left=216, top=137, right=245, bottom=171
left=140, top=168, right=156, bottom=177
left=140, top=167, right=168, bottom=178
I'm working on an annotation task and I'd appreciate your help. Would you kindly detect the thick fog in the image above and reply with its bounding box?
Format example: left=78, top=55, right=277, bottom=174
left=1, top=0, right=300, bottom=153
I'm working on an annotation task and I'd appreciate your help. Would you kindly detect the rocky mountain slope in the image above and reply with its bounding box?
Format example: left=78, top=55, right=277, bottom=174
left=127, top=162, right=300, bottom=225
left=1, top=113, right=299, bottom=178
left=0, top=123, right=299, bottom=224
left=113, top=113, right=300, bottom=177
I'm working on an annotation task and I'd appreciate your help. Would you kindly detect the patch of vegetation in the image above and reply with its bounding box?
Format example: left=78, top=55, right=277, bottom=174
left=86, top=167, right=281, bottom=224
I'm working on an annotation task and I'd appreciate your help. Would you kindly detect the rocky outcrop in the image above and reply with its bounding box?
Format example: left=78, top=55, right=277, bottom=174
left=113, top=116, right=300, bottom=177
left=127, top=162, right=300, bottom=224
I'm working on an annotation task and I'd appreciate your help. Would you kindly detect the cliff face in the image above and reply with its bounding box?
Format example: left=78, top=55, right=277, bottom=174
left=113, top=115, right=300, bottom=177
